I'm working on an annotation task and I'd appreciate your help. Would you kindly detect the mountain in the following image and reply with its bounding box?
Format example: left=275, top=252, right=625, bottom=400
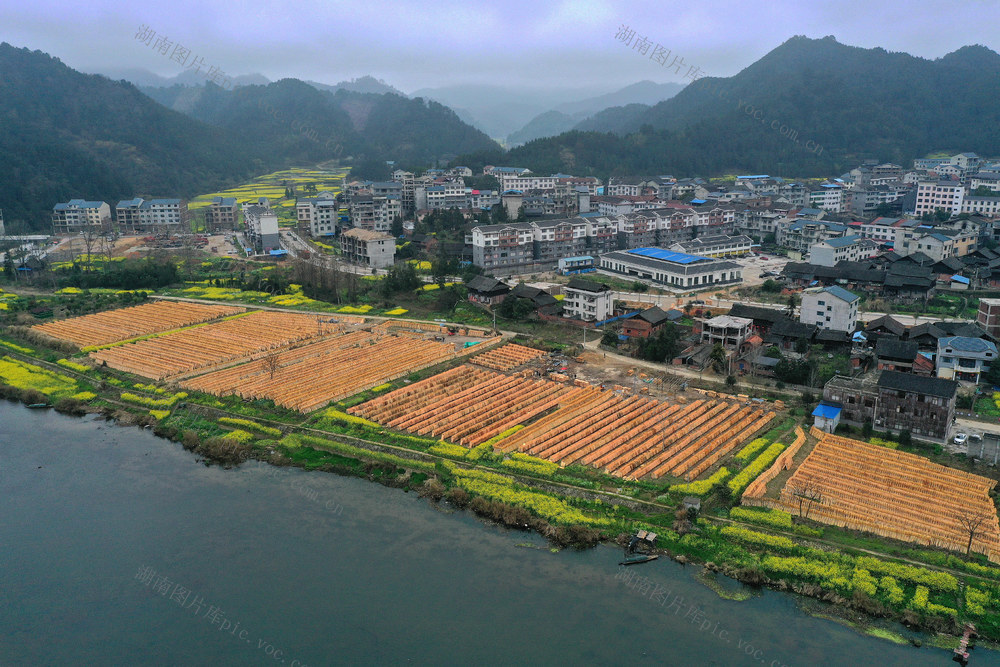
left=460, top=37, right=1000, bottom=179
left=99, top=67, right=269, bottom=89
left=410, top=83, right=618, bottom=138
left=0, top=44, right=259, bottom=231
left=573, top=103, right=650, bottom=134
left=145, top=79, right=499, bottom=167
left=506, top=81, right=683, bottom=146
left=507, top=111, right=584, bottom=147
left=304, top=75, right=404, bottom=96
left=0, top=44, right=499, bottom=231
left=554, top=81, right=684, bottom=117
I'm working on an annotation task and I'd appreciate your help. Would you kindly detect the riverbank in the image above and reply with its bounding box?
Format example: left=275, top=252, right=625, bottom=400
left=4, top=324, right=1000, bottom=653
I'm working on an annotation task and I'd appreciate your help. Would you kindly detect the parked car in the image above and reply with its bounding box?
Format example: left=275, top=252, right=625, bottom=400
left=954, top=432, right=968, bottom=445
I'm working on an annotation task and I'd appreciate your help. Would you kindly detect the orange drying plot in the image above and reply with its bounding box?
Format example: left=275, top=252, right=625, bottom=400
left=89, top=310, right=332, bottom=380
left=753, top=432, right=1000, bottom=561
left=351, top=365, right=774, bottom=480
left=31, top=301, right=245, bottom=348
left=470, top=343, right=546, bottom=371
left=182, top=331, right=462, bottom=412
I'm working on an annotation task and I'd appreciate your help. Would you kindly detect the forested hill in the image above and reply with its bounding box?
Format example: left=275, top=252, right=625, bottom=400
left=1, top=43, right=499, bottom=231
left=0, top=43, right=257, bottom=231
left=457, top=37, right=1000, bottom=179
left=145, top=80, right=500, bottom=169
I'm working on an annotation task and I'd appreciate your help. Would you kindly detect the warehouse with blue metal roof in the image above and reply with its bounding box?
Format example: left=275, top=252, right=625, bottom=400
left=599, top=247, right=742, bottom=290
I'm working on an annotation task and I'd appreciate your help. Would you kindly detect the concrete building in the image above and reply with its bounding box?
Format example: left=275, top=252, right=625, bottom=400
left=243, top=204, right=280, bottom=253
left=701, top=315, right=752, bottom=348
left=205, top=197, right=240, bottom=231
left=978, top=298, right=1000, bottom=340
left=800, top=285, right=859, bottom=332
left=600, top=247, right=742, bottom=290
left=114, top=198, right=188, bottom=232
left=961, top=196, right=1000, bottom=219
left=808, top=235, right=864, bottom=267
left=936, top=336, right=998, bottom=383
left=562, top=278, right=613, bottom=322
left=340, top=228, right=395, bottom=269
left=52, top=199, right=111, bottom=234
left=298, top=193, right=341, bottom=237
left=914, top=180, right=964, bottom=217
left=823, top=371, right=957, bottom=441
left=668, top=234, right=752, bottom=258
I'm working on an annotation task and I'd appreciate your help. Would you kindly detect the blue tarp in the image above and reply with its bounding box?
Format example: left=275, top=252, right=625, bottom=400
left=951, top=275, right=970, bottom=285
left=812, top=403, right=842, bottom=419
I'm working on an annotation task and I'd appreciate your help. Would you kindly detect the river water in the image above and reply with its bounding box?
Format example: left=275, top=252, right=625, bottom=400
left=0, top=402, right=994, bottom=666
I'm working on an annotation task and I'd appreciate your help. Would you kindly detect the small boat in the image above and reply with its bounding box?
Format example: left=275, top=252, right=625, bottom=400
left=619, top=553, right=659, bottom=566
left=26, top=403, right=51, bottom=409
left=619, top=529, right=659, bottom=565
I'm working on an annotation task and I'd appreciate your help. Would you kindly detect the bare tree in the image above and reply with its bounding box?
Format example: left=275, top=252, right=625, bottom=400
left=957, top=509, right=991, bottom=556
left=79, top=223, right=100, bottom=273
left=790, top=484, right=824, bottom=519
left=262, top=351, right=281, bottom=379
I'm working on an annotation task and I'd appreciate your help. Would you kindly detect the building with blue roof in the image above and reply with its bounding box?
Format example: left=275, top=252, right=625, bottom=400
left=112, top=197, right=188, bottom=232
left=52, top=198, right=111, bottom=233
left=812, top=402, right=842, bottom=433
left=599, top=247, right=742, bottom=290
left=937, top=336, right=998, bottom=383
left=800, top=285, right=860, bottom=333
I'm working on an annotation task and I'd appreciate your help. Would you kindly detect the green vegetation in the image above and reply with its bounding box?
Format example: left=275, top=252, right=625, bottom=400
left=667, top=468, right=731, bottom=496
left=728, top=443, right=785, bottom=495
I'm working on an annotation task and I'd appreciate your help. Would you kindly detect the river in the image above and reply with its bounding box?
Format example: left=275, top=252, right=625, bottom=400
left=0, top=402, right=993, bottom=666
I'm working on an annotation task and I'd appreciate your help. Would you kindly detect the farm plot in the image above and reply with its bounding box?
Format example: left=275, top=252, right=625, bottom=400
left=352, top=367, right=775, bottom=480
left=470, top=343, right=546, bottom=371
left=182, top=332, right=462, bottom=412
left=32, top=301, right=245, bottom=348
left=90, top=311, right=332, bottom=380
left=754, top=432, right=1000, bottom=562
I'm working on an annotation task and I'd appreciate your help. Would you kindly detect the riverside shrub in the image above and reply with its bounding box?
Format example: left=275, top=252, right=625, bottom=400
left=729, top=507, right=793, bottom=530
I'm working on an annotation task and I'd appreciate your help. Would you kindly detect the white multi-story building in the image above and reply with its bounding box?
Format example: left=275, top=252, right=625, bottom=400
left=936, top=336, right=997, bottom=384
left=562, top=277, right=614, bottom=322
left=914, top=180, right=964, bottom=217
left=114, top=198, right=187, bottom=232
left=969, top=173, right=1000, bottom=194
left=52, top=199, right=111, bottom=234
left=605, top=179, right=642, bottom=197
left=961, top=196, right=1000, bottom=219
left=499, top=174, right=557, bottom=192
left=416, top=182, right=467, bottom=210
left=808, top=235, right=864, bottom=267
left=243, top=204, right=280, bottom=253
left=800, top=285, right=859, bottom=333
left=808, top=184, right=844, bottom=213
left=297, top=193, right=341, bottom=237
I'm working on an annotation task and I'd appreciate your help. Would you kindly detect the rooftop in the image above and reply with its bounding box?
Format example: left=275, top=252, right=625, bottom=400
left=878, top=370, right=958, bottom=399
left=938, top=336, right=998, bottom=355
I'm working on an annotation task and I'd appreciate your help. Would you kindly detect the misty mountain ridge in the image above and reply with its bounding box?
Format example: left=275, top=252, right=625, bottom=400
left=460, top=36, right=1000, bottom=181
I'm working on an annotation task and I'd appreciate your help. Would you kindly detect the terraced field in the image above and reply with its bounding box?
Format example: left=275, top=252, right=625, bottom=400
left=750, top=431, right=1000, bottom=561
left=89, top=311, right=330, bottom=380
left=182, top=331, right=465, bottom=412
left=32, top=301, right=244, bottom=348
left=470, top=343, right=546, bottom=371
left=351, top=365, right=775, bottom=480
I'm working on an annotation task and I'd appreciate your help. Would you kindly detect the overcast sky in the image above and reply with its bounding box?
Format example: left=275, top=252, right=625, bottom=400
left=3, top=0, right=998, bottom=92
